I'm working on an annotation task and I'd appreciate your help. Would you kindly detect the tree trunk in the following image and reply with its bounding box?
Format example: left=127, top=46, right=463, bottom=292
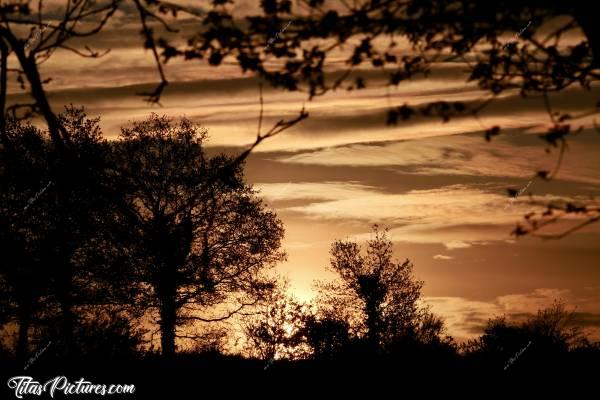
left=158, top=261, right=178, bottom=357
left=0, top=29, right=66, bottom=151
left=159, top=293, right=177, bottom=357
left=365, top=299, right=380, bottom=352
left=154, top=218, right=179, bottom=358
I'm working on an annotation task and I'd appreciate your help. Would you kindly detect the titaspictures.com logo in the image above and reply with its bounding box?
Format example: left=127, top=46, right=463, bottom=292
left=7, top=376, right=135, bottom=398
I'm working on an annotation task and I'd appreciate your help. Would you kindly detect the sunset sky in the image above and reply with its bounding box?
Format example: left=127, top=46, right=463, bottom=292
left=7, top=1, right=600, bottom=342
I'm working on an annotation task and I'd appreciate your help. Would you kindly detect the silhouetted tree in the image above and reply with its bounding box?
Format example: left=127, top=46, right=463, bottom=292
left=316, top=225, right=446, bottom=353
left=0, top=119, right=51, bottom=361
left=0, top=107, right=122, bottom=358
left=112, top=114, right=286, bottom=356
left=463, top=301, right=594, bottom=371
left=43, top=107, right=120, bottom=355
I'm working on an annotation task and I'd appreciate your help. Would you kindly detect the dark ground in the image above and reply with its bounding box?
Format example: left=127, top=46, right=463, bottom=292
left=1, top=349, right=598, bottom=399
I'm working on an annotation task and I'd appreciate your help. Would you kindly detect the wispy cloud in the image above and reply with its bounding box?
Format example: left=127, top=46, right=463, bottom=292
left=426, top=287, right=600, bottom=342
left=276, top=182, right=548, bottom=247
left=276, top=132, right=600, bottom=185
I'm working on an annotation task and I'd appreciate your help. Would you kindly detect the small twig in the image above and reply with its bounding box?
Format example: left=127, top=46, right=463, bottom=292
left=257, top=79, right=264, bottom=137
left=532, top=216, right=600, bottom=240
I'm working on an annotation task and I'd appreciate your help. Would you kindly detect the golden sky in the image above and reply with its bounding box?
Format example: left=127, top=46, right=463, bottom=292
left=6, top=2, right=600, bottom=342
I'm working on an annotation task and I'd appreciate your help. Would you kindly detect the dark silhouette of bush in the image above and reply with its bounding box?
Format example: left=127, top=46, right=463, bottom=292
left=36, top=311, right=144, bottom=363
left=462, top=301, right=597, bottom=375
left=301, top=314, right=353, bottom=360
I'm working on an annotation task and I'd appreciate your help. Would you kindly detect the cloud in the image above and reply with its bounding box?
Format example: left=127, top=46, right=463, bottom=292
left=495, top=288, right=572, bottom=314
left=256, top=181, right=599, bottom=249
left=444, top=241, right=472, bottom=250
left=425, top=296, right=501, bottom=340
left=255, top=181, right=376, bottom=202
left=276, top=130, right=600, bottom=185
left=426, top=287, right=600, bottom=342
left=278, top=182, right=548, bottom=247
left=6, top=11, right=599, bottom=340
left=433, top=254, right=454, bottom=260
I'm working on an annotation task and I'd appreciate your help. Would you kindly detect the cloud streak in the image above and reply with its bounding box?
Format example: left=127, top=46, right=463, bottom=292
left=426, top=287, right=600, bottom=342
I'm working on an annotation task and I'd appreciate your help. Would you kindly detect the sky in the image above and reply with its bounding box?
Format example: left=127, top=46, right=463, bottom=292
left=6, top=1, right=600, bottom=342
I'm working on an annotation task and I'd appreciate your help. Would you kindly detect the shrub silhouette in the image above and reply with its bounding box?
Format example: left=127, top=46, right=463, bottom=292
left=463, top=301, right=595, bottom=373
left=315, top=225, right=448, bottom=353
